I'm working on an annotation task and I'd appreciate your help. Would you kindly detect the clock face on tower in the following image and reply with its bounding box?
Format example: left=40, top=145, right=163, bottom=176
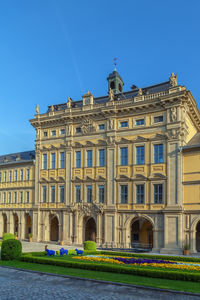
left=85, top=98, right=90, bottom=105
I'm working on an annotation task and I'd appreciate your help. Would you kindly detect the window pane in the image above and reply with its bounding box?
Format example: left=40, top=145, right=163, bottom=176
left=120, top=185, right=128, bottom=203
left=120, top=121, right=128, bottom=127
left=154, top=184, right=163, bottom=203
left=76, top=185, right=81, bottom=203
left=51, top=153, right=56, bottom=169
left=99, top=185, right=104, bottom=203
left=99, top=124, right=105, bottom=130
left=154, top=144, right=163, bottom=163
left=154, top=116, right=163, bottom=123
left=76, top=151, right=81, bottom=168
left=120, top=147, right=128, bottom=166
left=87, top=150, right=93, bottom=167
left=136, top=119, right=145, bottom=125
left=87, top=185, right=92, bottom=203
left=60, top=152, right=65, bottom=168
left=26, top=191, right=29, bottom=203
left=136, top=146, right=145, bottom=165
left=60, top=186, right=64, bottom=203
left=43, top=154, right=47, bottom=170
left=42, top=186, right=46, bottom=203
left=136, top=185, right=144, bottom=204
left=51, top=186, right=55, bottom=203
left=99, top=149, right=105, bottom=167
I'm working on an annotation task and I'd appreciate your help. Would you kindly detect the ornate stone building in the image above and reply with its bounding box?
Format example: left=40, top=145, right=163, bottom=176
left=0, top=69, right=200, bottom=254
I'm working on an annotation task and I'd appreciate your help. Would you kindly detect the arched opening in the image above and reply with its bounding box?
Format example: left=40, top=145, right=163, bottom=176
left=25, top=214, right=32, bottom=239
left=110, top=81, right=115, bottom=89
left=3, top=214, right=7, bottom=233
left=50, top=215, right=59, bottom=242
left=131, top=218, right=153, bottom=249
left=196, top=221, right=200, bottom=252
left=14, top=214, right=19, bottom=236
left=85, top=217, right=96, bottom=242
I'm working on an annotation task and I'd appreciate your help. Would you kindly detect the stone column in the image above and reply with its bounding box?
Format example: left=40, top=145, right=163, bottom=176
left=20, top=212, right=26, bottom=240
left=96, top=213, right=102, bottom=246
left=107, top=147, right=115, bottom=206
left=66, top=149, right=72, bottom=204
left=32, top=210, right=39, bottom=242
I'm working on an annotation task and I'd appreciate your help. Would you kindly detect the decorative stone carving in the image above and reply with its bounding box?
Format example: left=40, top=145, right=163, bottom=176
left=169, top=73, right=177, bottom=87
left=50, top=105, right=54, bottom=112
left=81, top=118, right=95, bottom=134
left=167, top=128, right=179, bottom=139
left=137, top=88, right=143, bottom=96
left=67, top=97, right=73, bottom=108
left=66, top=125, right=72, bottom=136
left=82, top=91, right=94, bottom=105
left=106, top=136, right=115, bottom=146
left=36, top=104, right=39, bottom=114
left=170, top=107, right=177, bottom=122
left=77, top=202, right=104, bottom=217
left=108, top=118, right=115, bottom=130
left=109, top=88, right=114, bottom=101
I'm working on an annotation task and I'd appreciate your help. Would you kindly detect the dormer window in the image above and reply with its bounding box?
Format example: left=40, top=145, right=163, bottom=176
left=136, top=119, right=145, bottom=126
left=120, top=121, right=128, bottom=128
left=154, top=116, right=163, bottom=123
left=51, top=130, right=56, bottom=136
left=60, top=129, right=65, bottom=135
left=99, top=124, right=105, bottom=130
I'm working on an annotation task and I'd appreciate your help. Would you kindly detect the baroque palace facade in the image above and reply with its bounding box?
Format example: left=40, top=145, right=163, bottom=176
left=0, top=69, right=200, bottom=254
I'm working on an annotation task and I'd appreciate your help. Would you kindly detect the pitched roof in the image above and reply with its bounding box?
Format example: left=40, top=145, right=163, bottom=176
left=187, top=133, right=200, bottom=146
left=0, top=150, right=35, bottom=166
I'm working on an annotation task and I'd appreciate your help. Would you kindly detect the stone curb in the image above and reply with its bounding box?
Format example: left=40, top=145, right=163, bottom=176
left=1, top=265, right=200, bottom=297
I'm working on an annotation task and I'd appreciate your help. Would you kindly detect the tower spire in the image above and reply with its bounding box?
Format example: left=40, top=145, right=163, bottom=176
left=114, top=57, right=117, bottom=71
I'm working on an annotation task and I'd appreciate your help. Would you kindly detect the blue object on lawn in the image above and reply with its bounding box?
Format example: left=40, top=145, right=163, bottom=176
left=46, top=249, right=55, bottom=256
left=75, top=248, right=83, bottom=256
left=60, top=248, right=68, bottom=256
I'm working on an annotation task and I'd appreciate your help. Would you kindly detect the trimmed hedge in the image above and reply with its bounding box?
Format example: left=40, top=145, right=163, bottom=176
left=20, top=254, right=200, bottom=282
left=83, top=241, right=96, bottom=251
left=1, top=239, right=22, bottom=260
left=2, top=233, right=15, bottom=241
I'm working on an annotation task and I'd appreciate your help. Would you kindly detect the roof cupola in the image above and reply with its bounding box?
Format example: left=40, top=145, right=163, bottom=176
left=107, top=58, right=124, bottom=94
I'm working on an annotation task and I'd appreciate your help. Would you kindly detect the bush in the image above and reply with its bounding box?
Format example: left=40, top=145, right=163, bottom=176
left=83, top=241, right=96, bottom=251
left=1, top=239, right=22, bottom=260
left=2, top=233, right=15, bottom=241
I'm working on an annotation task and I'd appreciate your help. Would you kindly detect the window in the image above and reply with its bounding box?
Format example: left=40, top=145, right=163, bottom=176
left=14, top=170, right=17, bottom=181
left=154, top=184, right=163, bottom=204
left=99, top=185, right=104, bottom=203
left=120, top=121, right=128, bottom=128
left=20, top=192, right=23, bottom=203
left=76, top=185, right=81, bottom=203
left=76, top=127, right=81, bottom=133
left=136, top=146, right=145, bottom=165
left=42, top=186, right=46, bottom=203
left=120, top=147, right=128, bottom=166
left=20, top=169, right=23, bottom=181
left=44, top=131, right=48, bottom=137
left=154, top=144, right=164, bottom=163
left=76, top=151, right=81, bottom=168
left=3, top=192, right=6, bottom=204
left=51, top=186, right=55, bottom=203
left=4, top=171, right=6, bottom=182
left=87, top=185, right=92, bottom=203
left=136, top=119, right=145, bottom=126
left=154, top=115, right=163, bottom=123
left=99, top=124, right=105, bottom=130
left=60, top=129, right=65, bottom=135
left=14, top=192, right=17, bottom=204
left=99, top=149, right=105, bottom=167
left=8, top=192, right=11, bottom=204
left=51, top=153, right=56, bottom=169
left=26, top=169, right=30, bottom=180
left=87, top=150, right=93, bottom=167
left=9, top=171, right=12, bottom=182
left=136, top=185, right=145, bottom=204
left=51, top=130, right=56, bottom=136
left=120, top=185, right=128, bottom=204
left=43, top=154, right=47, bottom=170
left=26, top=191, right=29, bottom=203
left=59, top=186, right=64, bottom=203
left=60, top=152, right=65, bottom=168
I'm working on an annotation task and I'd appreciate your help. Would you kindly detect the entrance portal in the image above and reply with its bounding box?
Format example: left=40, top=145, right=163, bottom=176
left=85, top=218, right=96, bottom=241
left=196, top=221, right=200, bottom=252
left=131, top=218, right=153, bottom=249
left=50, top=216, right=59, bottom=242
left=25, top=215, right=32, bottom=239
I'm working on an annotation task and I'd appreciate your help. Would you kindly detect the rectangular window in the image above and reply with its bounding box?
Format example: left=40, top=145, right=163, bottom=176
left=20, top=192, right=23, bottom=203
left=59, top=185, right=64, bottom=203
left=26, top=191, right=29, bottom=203
left=136, top=185, right=145, bottom=204
left=87, top=185, right=92, bottom=203
left=8, top=192, right=11, bottom=204
left=60, top=152, right=65, bottom=168
left=44, top=131, right=48, bottom=137
left=76, top=127, right=81, bottom=133
left=99, top=185, right=104, bottom=203
left=60, top=129, right=65, bottom=135
left=76, top=151, right=81, bottom=168
left=120, top=147, right=128, bottom=166
left=4, top=171, right=6, bottom=182
left=120, top=185, right=128, bottom=204
left=26, top=169, right=30, bottom=180
left=76, top=185, right=81, bottom=203
left=154, top=115, right=163, bottom=123
left=3, top=192, right=6, bottom=204
left=87, top=150, right=93, bottom=167
left=14, top=192, right=17, bottom=204
left=136, top=119, right=145, bottom=126
left=42, top=186, right=46, bottom=203
left=99, top=124, right=105, bottom=130
left=51, top=186, right=55, bottom=203
left=20, top=169, right=23, bottom=181
left=9, top=171, right=12, bottom=182
left=154, top=144, right=164, bottom=163
left=154, top=184, right=163, bottom=204
left=51, top=153, right=56, bottom=169
left=43, top=154, right=47, bottom=170
left=120, top=121, right=128, bottom=128
left=51, top=130, right=56, bottom=136
left=99, top=149, right=105, bottom=167
left=136, top=146, right=145, bottom=165
left=15, top=170, right=17, bottom=181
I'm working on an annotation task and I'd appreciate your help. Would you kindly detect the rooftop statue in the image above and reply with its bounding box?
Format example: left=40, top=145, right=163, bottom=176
left=36, top=104, right=39, bottom=114
left=170, top=72, right=177, bottom=87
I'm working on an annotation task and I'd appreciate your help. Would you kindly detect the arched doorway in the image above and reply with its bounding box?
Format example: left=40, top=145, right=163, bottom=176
left=50, top=216, right=59, bottom=242
left=14, top=214, right=19, bottom=236
left=85, top=217, right=96, bottom=241
left=25, top=214, right=32, bottom=239
left=131, top=218, right=153, bottom=249
left=3, top=214, right=7, bottom=233
left=196, top=221, right=200, bottom=252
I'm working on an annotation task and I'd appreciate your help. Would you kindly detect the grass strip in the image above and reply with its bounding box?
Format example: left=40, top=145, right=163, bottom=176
left=0, top=259, right=200, bottom=294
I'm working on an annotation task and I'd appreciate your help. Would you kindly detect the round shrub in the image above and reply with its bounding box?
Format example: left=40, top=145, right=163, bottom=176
left=83, top=241, right=96, bottom=251
left=1, top=239, right=22, bottom=260
left=2, top=233, right=15, bottom=241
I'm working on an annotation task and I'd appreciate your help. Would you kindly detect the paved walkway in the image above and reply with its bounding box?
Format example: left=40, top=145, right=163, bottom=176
left=21, top=241, right=82, bottom=253
left=0, top=267, right=199, bottom=300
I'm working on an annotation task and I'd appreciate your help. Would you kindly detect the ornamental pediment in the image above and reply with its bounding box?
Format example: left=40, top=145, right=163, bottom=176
left=134, top=136, right=148, bottom=142
left=132, top=174, right=147, bottom=180
left=149, top=173, right=166, bottom=179
left=149, top=133, right=167, bottom=141
left=116, top=138, right=131, bottom=144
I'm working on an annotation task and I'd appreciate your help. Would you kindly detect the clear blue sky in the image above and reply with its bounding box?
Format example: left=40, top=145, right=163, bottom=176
left=0, top=0, right=200, bottom=155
